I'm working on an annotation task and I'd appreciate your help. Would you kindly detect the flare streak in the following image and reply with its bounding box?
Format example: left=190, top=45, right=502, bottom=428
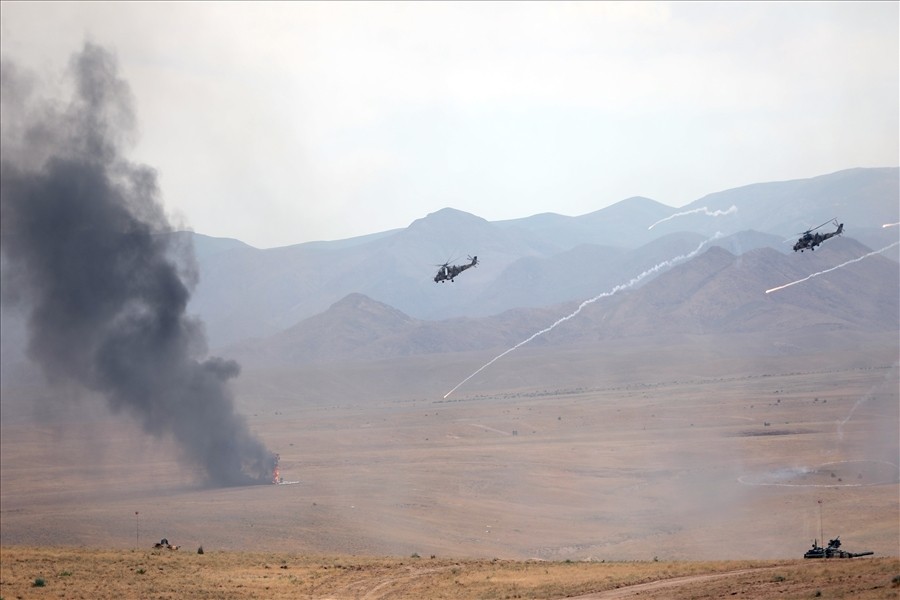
left=444, top=234, right=724, bottom=398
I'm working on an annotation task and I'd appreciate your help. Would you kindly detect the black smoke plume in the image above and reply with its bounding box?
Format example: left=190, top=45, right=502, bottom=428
left=0, top=43, right=275, bottom=486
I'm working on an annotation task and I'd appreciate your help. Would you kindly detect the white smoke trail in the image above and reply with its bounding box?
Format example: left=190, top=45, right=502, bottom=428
left=648, top=205, right=737, bottom=230
left=837, top=361, right=899, bottom=439
left=443, top=233, right=724, bottom=399
left=765, top=241, right=899, bottom=294
left=837, top=394, right=871, bottom=440
left=883, top=222, right=899, bottom=228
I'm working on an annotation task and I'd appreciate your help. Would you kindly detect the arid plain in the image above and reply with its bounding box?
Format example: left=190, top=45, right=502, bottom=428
left=2, top=330, right=897, bottom=564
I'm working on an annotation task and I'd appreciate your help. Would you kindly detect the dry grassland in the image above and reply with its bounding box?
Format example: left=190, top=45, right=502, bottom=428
left=1, top=546, right=898, bottom=600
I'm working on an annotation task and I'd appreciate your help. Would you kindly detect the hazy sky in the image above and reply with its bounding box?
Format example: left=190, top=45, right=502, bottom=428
left=1, top=2, right=897, bottom=248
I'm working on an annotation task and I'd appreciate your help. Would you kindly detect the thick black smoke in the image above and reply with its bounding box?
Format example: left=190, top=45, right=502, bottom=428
left=0, top=43, right=275, bottom=486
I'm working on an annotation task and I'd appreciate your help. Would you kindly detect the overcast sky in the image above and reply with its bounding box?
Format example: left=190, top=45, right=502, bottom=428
left=1, top=2, right=897, bottom=248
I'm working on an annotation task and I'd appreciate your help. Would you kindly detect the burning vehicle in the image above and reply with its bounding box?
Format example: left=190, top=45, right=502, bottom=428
left=270, top=454, right=300, bottom=485
left=272, top=454, right=282, bottom=484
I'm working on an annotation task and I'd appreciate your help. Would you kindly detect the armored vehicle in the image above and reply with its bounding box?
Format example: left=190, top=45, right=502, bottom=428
left=804, top=537, right=874, bottom=559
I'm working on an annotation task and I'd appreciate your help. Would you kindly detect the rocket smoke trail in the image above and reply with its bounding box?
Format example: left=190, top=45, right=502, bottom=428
left=647, top=205, right=737, bottom=230
left=0, top=44, right=275, bottom=486
left=765, top=242, right=900, bottom=294
left=883, top=223, right=899, bottom=228
left=444, top=233, right=724, bottom=398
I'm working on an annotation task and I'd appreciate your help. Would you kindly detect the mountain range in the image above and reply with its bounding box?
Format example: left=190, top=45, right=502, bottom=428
left=1, top=167, right=898, bottom=376
left=182, top=167, right=898, bottom=351
left=226, top=236, right=898, bottom=368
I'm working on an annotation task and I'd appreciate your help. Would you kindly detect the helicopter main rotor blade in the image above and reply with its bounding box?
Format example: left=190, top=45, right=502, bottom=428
left=798, top=218, right=839, bottom=235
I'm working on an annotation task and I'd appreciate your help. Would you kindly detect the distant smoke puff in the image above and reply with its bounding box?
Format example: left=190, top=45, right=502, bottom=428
left=0, top=43, right=275, bottom=486
left=648, top=205, right=738, bottom=230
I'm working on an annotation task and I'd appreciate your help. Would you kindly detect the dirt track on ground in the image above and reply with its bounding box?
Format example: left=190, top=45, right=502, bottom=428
left=565, top=567, right=779, bottom=599
left=3, top=548, right=897, bottom=600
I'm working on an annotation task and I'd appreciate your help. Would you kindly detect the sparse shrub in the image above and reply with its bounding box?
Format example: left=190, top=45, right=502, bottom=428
left=197, top=546, right=204, bottom=554
left=814, top=590, right=822, bottom=597
left=772, top=574, right=786, bottom=582
left=136, top=568, right=146, bottom=575
left=58, top=571, right=72, bottom=577
left=891, top=574, right=900, bottom=587
left=32, top=577, right=46, bottom=587
left=411, top=552, right=420, bottom=559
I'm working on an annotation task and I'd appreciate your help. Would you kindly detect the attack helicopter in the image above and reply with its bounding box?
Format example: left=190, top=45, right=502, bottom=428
left=793, top=219, right=844, bottom=252
left=434, top=255, right=478, bottom=283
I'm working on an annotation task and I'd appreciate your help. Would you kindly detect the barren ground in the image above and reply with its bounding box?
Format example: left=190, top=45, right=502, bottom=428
left=2, top=333, right=898, bottom=597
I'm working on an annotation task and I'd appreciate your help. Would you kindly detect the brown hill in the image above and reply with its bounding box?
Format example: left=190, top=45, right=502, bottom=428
left=551, top=237, right=899, bottom=341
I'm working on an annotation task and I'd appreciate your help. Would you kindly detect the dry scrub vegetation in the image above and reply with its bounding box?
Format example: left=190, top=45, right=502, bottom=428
left=1, top=547, right=897, bottom=599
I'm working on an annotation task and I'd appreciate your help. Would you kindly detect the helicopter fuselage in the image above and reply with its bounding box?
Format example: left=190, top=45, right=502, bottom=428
left=434, top=256, right=478, bottom=283
left=794, top=222, right=843, bottom=252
